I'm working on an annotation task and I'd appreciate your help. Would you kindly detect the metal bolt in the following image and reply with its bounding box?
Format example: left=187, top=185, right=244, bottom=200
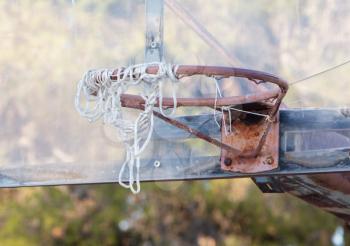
left=265, top=156, right=274, bottom=165
left=224, top=158, right=232, bottom=166
left=154, top=160, right=161, bottom=168
left=150, top=41, right=158, bottom=48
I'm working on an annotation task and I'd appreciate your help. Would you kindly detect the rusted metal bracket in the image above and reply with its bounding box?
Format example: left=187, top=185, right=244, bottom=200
left=220, top=103, right=280, bottom=173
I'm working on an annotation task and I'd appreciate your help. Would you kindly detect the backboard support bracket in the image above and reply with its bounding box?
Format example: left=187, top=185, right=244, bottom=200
left=220, top=103, right=279, bottom=173
left=145, top=0, right=164, bottom=62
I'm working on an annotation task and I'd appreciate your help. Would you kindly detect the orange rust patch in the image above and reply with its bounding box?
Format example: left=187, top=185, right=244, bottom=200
left=220, top=114, right=279, bottom=173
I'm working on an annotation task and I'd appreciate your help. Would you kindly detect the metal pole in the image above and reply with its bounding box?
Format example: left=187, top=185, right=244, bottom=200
left=145, top=0, right=164, bottom=62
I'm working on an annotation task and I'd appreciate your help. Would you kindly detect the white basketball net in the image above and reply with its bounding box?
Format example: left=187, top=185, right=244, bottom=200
left=75, top=63, right=179, bottom=193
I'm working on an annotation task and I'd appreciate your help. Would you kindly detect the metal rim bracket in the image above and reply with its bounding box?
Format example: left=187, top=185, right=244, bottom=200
left=220, top=103, right=280, bottom=173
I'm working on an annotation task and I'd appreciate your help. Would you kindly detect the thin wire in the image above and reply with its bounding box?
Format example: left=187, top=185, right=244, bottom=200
left=291, top=59, right=350, bottom=85
left=213, top=77, right=223, bottom=128
left=222, top=106, right=270, bottom=119
left=213, top=76, right=271, bottom=133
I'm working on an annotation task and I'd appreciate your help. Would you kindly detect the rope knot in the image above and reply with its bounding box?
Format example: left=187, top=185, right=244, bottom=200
left=75, top=62, right=179, bottom=193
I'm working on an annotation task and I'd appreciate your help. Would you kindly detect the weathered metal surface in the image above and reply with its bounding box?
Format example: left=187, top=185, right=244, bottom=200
left=220, top=109, right=279, bottom=173
left=256, top=108, right=350, bottom=221
left=120, top=90, right=279, bottom=108
left=152, top=110, right=241, bottom=155
left=111, top=64, right=289, bottom=137
left=274, top=174, right=350, bottom=221
left=111, top=65, right=289, bottom=94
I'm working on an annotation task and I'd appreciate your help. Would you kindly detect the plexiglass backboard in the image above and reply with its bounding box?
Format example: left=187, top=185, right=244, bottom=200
left=1, top=0, right=350, bottom=186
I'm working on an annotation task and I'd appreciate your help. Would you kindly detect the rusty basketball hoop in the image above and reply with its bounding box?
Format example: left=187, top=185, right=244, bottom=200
left=107, top=64, right=288, bottom=173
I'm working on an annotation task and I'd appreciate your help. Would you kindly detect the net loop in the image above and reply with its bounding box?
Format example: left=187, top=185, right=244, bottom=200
left=75, top=62, right=179, bottom=193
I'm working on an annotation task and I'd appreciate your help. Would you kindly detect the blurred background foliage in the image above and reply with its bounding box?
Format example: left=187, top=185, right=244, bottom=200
left=0, top=0, right=350, bottom=245
left=0, top=182, right=343, bottom=245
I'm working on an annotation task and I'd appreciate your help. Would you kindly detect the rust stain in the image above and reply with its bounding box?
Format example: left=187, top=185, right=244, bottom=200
left=220, top=112, right=279, bottom=173
left=112, top=65, right=288, bottom=109
left=298, top=193, right=348, bottom=209
left=309, top=173, right=350, bottom=195
left=276, top=175, right=350, bottom=222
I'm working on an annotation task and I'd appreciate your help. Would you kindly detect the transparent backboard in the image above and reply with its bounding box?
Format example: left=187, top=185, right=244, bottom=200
left=1, top=0, right=350, bottom=186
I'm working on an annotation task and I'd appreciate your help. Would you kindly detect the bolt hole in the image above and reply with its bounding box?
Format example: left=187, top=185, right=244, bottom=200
left=265, top=156, right=274, bottom=165
left=224, top=158, right=232, bottom=166
left=154, top=160, right=161, bottom=168
left=150, top=41, right=157, bottom=48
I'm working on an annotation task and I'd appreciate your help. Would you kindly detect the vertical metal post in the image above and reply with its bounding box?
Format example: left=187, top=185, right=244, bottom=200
left=145, top=0, right=164, bottom=62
